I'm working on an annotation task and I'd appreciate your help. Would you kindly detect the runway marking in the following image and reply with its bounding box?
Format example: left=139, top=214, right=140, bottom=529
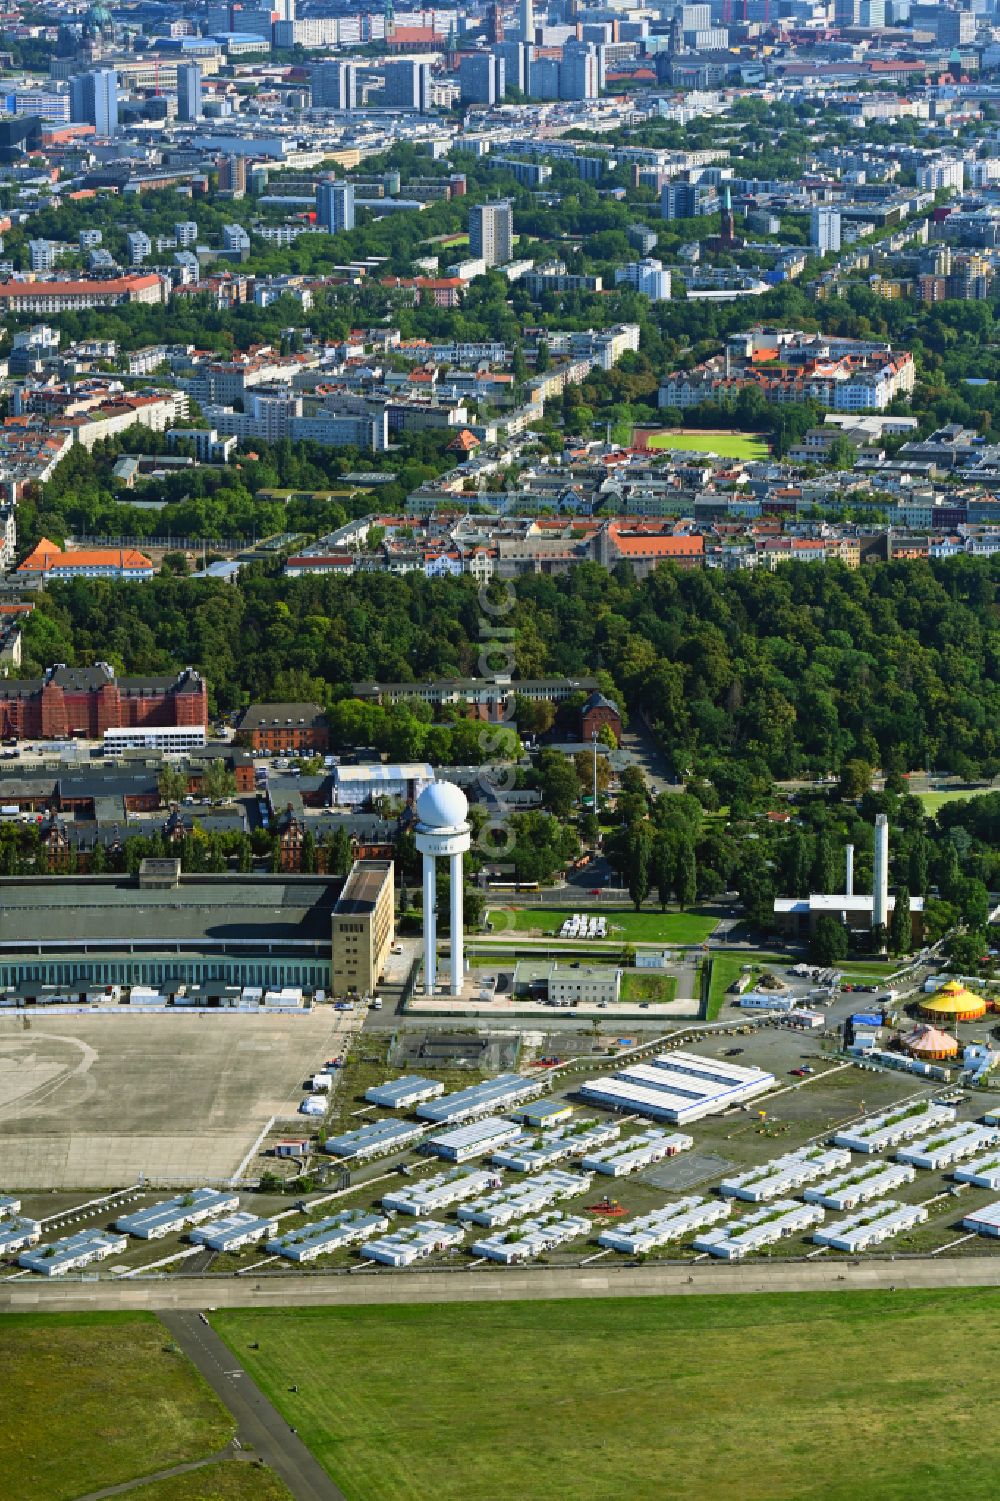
left=238, top=1254, right=280, bottom=1275
left=932, top=1232, right=976, bottom=1255
left=120, top=1246, right=203, bottom=1277
left=0, top=1032, right=99, bottom=1121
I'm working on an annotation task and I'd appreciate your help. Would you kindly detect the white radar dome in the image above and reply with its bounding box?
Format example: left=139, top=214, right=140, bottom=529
left=416, top=781, right=469, bottom=829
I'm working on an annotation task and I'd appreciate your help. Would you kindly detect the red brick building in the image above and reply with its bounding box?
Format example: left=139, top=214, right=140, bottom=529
left=581, top=691, right=623, bottom=745
left=238, top=702, right=329, bottom=755
left=0, top=664, right=208, bottom=740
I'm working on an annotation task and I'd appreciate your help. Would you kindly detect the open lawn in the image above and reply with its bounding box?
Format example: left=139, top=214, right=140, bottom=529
left=0, top=1312, right=234, bottom=1501
left=139, top=1464, right=293, bottom=1501
left=620, top=970, right=678, bottom=1003
left=215, top=1290, right=1000, bottom=1501
left=642, top=429, right=770, bottom=462
left=487, top=907, right=717, bottom=944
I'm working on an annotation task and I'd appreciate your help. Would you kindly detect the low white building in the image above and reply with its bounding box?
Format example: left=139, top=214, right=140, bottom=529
left=423, top=1117, right=522, bottom=1162
left=719, top=1148, right=851, bottom=1203
left=19, top=1229, right=127, bottom=1276
left=693, top=1200, right=824, bottom=1260
left=365, top=1076, right=445, bottom=1110
left=103, top=725, right=207, bottom=754
left=267, top=1210, right=389, bottom=1262
left=323, top=1118, right=424, bottom=1161
left=0, top=1216, right=41, bottom=1255
left=804, top=1160, right=916, bottom=1211
left=599, top=1196, right=731, bottom=1255
left=812, top=1199, right=928, bottom=1253
left=739, top=992, right=796, bottom=1013
left=332, top=762, right=433, bottom=805
left=963, top=1202, right=1000, bottom=1237
left=470, top=1211, right=591, bottom=1264
left=953, top=1152, right=1000, bottom=1190
left=579, top=1050, right=775, bottom=1125
left=581, top=1130, right=692, bottom=1178
left=362, top=1219, right=466, bottom=1266
left=116, top=1189, right=240, bottom=1239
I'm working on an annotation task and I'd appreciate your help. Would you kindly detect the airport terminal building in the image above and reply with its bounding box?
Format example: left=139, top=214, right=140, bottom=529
left=0, top=862, right=341, bottom=996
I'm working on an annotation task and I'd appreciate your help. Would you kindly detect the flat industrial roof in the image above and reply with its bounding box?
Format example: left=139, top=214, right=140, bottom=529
left=0, top=874, right=340, bottom=946
left=334, top=860, right=392, bottom=917
left=334, top=763, right=432, bottom=783
left=775, top=895, right=926, bottom=913
left=425, top=1116, right=521, bottom=1151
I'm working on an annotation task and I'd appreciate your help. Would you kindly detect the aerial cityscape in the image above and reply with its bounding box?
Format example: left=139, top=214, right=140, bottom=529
left=4, top=0, right=1000, bottom=1496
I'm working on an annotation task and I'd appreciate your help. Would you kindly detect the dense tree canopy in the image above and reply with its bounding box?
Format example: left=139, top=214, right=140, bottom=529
left=20, top=555, right=1000, bottom=785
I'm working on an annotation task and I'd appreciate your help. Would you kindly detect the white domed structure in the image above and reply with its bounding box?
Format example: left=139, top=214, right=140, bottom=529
left=416, top=780, right=469, bottom=831
left=414, top=781, right=472, bottom=997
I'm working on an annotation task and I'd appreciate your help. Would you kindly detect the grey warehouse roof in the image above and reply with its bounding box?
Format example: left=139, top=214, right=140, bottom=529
left=415, top=1073, right=543, bottom=1124
left=0, top=873, right=341, bottom=947
left=324, top=1117, right=424, bottom=1159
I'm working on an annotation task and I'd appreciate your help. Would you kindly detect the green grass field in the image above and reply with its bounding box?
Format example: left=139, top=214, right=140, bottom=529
left=914, top=787, right=993, bottom=815
left=215, top=1291, right=1000, bottom=1501
left=0, top=1312, right=234, bottom=1501
left=643, top=429, right=769, bottom=462
left=620, top=970, right=678, bottom=1003
left=139, top=1465, right=293, bottom=1501
left=486, top=907, right=716, bottom=944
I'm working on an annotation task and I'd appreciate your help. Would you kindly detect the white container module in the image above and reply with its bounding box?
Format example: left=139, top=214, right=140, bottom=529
left=19, top=1228, right=127, bottom=1276
left=457, top=1170, right=589, bottom=1229
left=382, top=1168, right=499, bottom=1217
left=718, top=1147, right=851, bottom=1203
left=267, top=1210, right=389, bottom=1262
left=834, top=1101, right=957, bottom=1154
left=812, top=1199, right=928, bottom=1253
left=803, top=1161, right=916, bottom=1211
left=580, top=1130, right=692, bottom=1178
left=188, top=1213, right=277, bottom=1252
left=963, top=1202, right=1000, bottom=1237
left=599, top=1197, right=731, bottom=1255
left=470, top=1212, right=591, bottom=1264
left=896, top=1121, right=1000, bottom=1171
left=692, top=1201, right=824, bottom=1261
left=361, top=1220, right=466, bottom=1267
left=953, top=1152, right=1000, bottom=1190
left=492, top=1120, right=620, bottom=1173
left=422, top=1117, right=522, bottom=1163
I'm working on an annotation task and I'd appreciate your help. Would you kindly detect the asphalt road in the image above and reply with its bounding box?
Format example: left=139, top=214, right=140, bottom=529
left=9, top=1255, right=1000, bottom=1315
left=158, top=1310, right=345, bottom=1501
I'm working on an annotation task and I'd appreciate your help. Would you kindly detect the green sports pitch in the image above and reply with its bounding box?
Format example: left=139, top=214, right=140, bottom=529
left=642, top=429, right=770, bottom=462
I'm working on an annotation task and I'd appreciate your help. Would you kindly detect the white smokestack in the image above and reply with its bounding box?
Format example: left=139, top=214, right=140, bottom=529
left=845, top=844, right=854, bottom=898
left=872, top=815, right=889, bottom=932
